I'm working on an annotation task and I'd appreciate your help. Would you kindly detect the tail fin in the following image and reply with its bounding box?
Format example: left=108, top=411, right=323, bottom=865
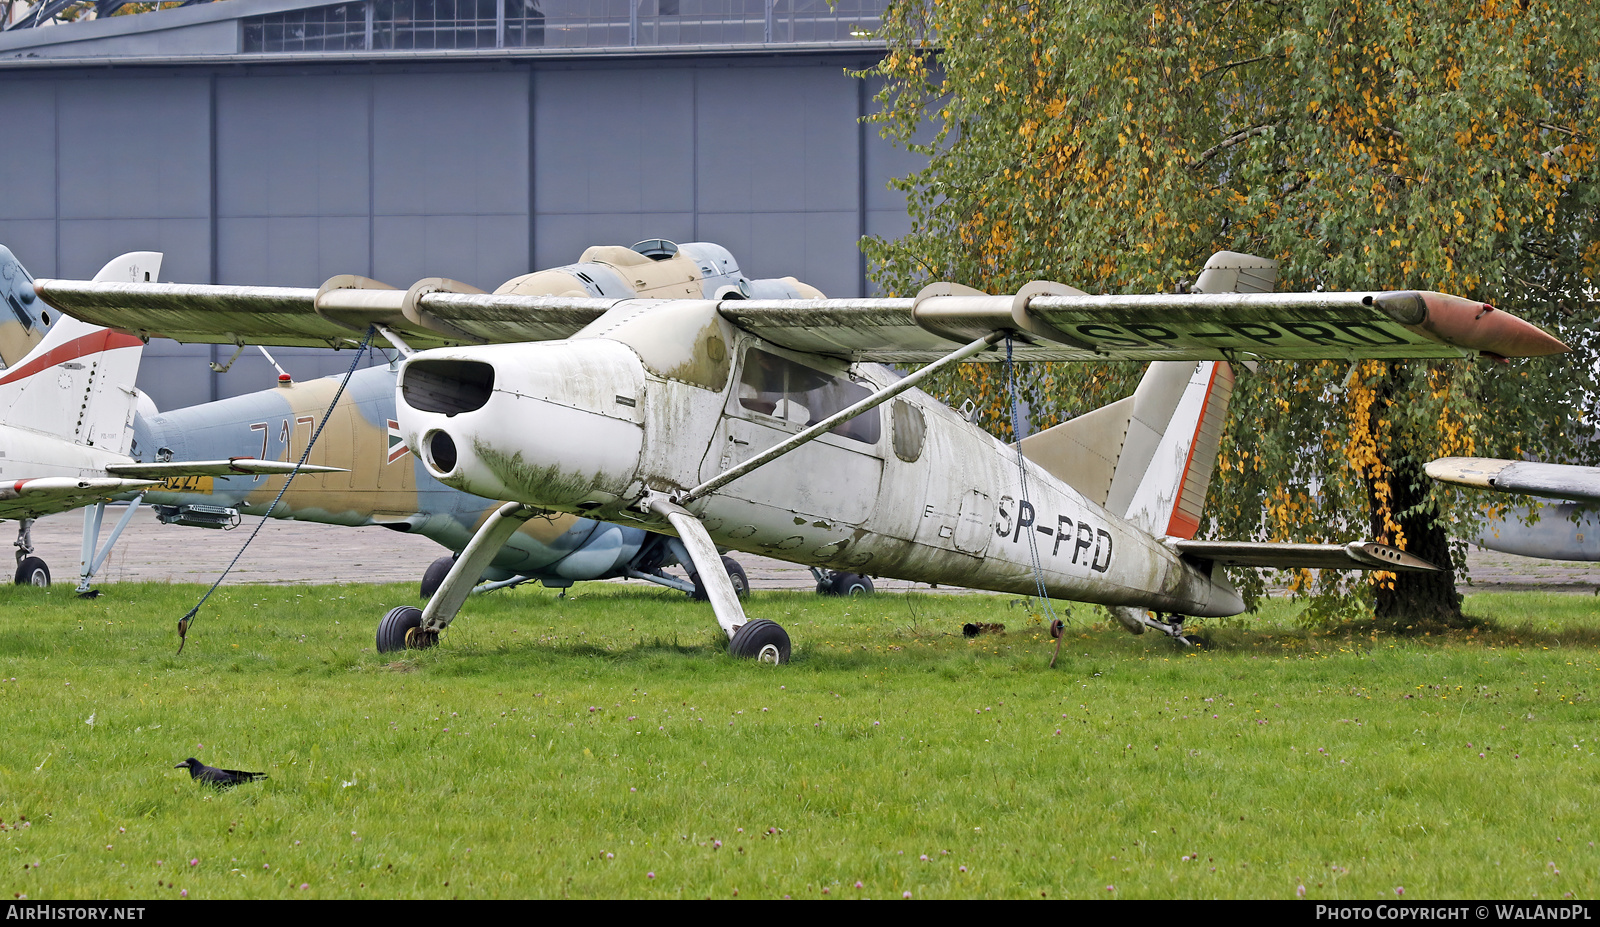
left=1019, top=250, right=1275, bottom=538
left=1107, top=360, right=1236, bottom=537
left=0, top=246, right=47, bottom=368
left=0, top=248, right=161, bottom=368
left=1021, top=361, right=1236, bottom=538
left=0, top=250, right=162, bottom=454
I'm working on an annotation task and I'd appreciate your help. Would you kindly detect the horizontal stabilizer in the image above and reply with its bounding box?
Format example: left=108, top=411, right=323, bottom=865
left=1172, top=539, right=1438, bottom=572
left=1425, top=457, right=1600, bottom=504
left=0, top=477, right=157, bottom=520
left=106, top=458, right=346, bottom=479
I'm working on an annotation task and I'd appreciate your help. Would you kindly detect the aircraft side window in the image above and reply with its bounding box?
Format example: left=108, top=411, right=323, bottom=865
left=891, top=400, right=925, bottom=462
left=736, top=348, right=880, bottom=445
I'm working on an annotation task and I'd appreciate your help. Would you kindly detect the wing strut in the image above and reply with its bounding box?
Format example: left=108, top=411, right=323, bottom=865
left=677, top=330, right=1006, bottom=505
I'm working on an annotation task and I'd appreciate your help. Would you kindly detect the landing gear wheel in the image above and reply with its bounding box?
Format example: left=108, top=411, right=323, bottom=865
left=729, top=619, right=790, bottom=664
left=14, top=556, right=49, bottom=587
left=377, top=605, right=435, bottom=653
left=420, top=555, right=455, bottom=599
left=827, top=572, right=874, bottom=597
left=691, top=556, right=749, bottom=601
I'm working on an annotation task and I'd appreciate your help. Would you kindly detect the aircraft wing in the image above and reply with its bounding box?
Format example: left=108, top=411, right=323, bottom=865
left=35, top=279, right=1564, bottom=361
left=722, top=291, right=1568, bottom=362
left=0, top=477, right=158, bottom=521
left=1171, top=539, right=1439, bottom=572
left=31, top=280, right=615, bottom=350
left=1425, top=457, right=1600, bottom=504
left=105, top=458, right=346, bottom=478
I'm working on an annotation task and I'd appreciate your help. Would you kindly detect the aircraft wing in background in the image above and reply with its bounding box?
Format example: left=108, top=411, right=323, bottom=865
left=1426, top=457, right=1600, bottom=504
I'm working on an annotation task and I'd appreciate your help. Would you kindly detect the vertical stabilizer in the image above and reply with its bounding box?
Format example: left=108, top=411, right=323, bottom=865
left=0, top=248, right=161, bottom=368
left=0, top=250, right=162, bottom=454
left=1108, top=361, right=1236, bottom=538
left=0, top=246, right=47, bottom=368
left=1019, top=250, right=1274, bottom=538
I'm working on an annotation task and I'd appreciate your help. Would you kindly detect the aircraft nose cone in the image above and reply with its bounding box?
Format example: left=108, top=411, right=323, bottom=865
left=397, top=340, right=647, bottom=510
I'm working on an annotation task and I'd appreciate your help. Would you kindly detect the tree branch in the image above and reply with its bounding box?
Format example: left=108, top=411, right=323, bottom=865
left=1188, top=124, right=1277, bottom=172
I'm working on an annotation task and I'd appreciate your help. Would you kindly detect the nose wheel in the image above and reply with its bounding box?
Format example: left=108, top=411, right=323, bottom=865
left=15, top=556, right=49, bottom=587
left=13, top=519, right=48, bottom=587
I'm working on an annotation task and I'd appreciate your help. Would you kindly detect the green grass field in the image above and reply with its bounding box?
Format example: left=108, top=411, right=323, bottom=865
left=2, top=581, right=1597, bottom=899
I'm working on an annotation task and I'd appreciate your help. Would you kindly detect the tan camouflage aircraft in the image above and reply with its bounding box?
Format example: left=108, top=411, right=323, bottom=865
left=35, top=242, right=1566, bottom=661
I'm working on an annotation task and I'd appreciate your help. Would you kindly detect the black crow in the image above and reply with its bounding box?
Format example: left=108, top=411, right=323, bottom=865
left=174, top=758, right=267, bottom=788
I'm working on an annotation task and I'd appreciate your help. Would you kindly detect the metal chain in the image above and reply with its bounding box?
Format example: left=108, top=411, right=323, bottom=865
left=177, top=326, right=377, bottom=654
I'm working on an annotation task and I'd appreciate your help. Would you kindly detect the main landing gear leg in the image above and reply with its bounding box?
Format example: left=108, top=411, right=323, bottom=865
left=74, top=495, right=145, bottom=597
left=646, top=496, right=789, bottom=664
left=376, top=501, right=539, bottom=653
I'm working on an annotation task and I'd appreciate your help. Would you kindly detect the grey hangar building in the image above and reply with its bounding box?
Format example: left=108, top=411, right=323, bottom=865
left=0, top=0, right=915, bottom=411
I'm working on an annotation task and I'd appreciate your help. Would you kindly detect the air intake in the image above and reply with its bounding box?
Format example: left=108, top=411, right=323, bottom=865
left=401, top=359, right=495, bottom=416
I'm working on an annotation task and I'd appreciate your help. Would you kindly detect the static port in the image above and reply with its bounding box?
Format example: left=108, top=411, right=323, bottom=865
left=426, top=429, right=458, bottom=474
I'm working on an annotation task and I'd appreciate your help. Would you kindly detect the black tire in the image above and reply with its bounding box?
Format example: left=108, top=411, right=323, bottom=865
left=376, top=605, right=429, bottom=653
left=728, top=618, right=790, bottom=664
left=691, top=556, right=750, bottom=601
left=14, top=556, right=49, bottom=587
left=420, top=555, right=456, bottom=599
left=827, top=572, right=874, bottom=597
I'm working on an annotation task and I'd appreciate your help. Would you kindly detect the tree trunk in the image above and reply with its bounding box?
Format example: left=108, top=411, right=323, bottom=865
left=1366, top=364, right=1464, bottom=625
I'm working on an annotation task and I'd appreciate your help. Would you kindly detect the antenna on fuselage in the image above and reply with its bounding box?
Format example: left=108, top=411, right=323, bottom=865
left=257, top=345, right=291, bottom=384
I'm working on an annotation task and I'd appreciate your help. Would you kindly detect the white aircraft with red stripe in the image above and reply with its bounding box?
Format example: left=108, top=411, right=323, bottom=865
left=33, top=245, right=1567, bottom=655
left=0, top=247, right=338, bottom=587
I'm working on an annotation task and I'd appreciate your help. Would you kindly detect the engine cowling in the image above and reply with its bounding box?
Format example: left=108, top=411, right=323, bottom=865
left=397, top=339, right=647, bottom=511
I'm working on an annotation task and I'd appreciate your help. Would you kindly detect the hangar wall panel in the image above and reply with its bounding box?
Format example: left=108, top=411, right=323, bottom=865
left=0, top=53, right=917, bottom=412
left=0, top=83, right=58, bottom=228
left=216, top=216, right=371, bottom=287
left=57, top=78, right=212, bottom=228
left=217, top=75, right=373, bottom=225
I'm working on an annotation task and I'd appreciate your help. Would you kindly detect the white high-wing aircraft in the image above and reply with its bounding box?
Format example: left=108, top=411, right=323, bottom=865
left=0, top=247, right=341, bottom=587
left=34, top=243, right=1566, bottom=657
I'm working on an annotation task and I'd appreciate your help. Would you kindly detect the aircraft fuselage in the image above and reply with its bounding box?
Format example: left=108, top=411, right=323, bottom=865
left=399, top=301, right=1246, bottom=616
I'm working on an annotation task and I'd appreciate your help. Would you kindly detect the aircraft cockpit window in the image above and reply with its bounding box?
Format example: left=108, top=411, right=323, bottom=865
left=632, top=239, right=679, bottom=260
left=737, top=348, right=880, bottom=444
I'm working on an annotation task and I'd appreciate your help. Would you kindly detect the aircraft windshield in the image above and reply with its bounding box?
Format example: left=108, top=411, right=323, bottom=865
left=737, top=348, right=880, bottom=445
